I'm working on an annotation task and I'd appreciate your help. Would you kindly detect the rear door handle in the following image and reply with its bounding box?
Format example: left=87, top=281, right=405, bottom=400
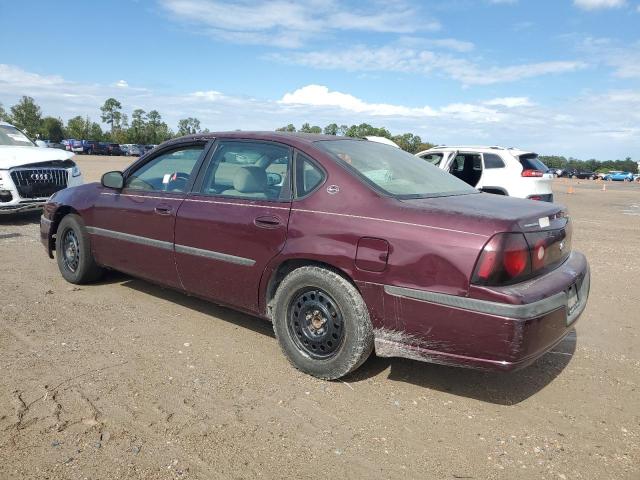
left=154, top=205, right=173, bottom=215
left=254, top=215, right=282, bottom=228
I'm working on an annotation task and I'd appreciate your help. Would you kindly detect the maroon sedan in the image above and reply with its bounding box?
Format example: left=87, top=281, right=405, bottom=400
left=41, top=132, right=590, bottom=379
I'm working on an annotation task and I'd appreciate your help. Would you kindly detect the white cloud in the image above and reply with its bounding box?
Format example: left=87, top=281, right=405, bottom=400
left=280, top=85, right=438, bottom=117
left=580, top=37, right=640, bottom=78
left=159, top=0, right=436, bottom=48
left=114, top=80, right=129, bottom=88
left=573, top=0, right=626, bottom=10
left=269, top=46, right=586, bottom=86
left=484, top=97, right=534, bottom=108
left=1, top=64, right=639, bottom=159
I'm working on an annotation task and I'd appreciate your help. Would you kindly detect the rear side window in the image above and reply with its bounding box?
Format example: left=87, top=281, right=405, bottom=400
left=483, top=153, right=505, bottom=169
left=199, top=140, right=291, bottom=201
left=295, top=153, right=325, bottom=197
left=519, top=154, right=549, bottom=172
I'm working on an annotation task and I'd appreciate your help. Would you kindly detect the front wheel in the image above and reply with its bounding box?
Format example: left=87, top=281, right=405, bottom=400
left=56, top=214, right=104, bottom=284
left=272, top=266, right=373, bottom=380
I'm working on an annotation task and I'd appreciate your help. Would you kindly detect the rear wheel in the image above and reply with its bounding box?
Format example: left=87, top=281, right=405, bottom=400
left=272, top=266, right=373, bottom=380
left=56, top=214, right=104, bottom=284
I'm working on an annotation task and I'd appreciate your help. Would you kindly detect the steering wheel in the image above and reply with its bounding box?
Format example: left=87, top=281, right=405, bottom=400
left=164, top=172, right=190, bottom=192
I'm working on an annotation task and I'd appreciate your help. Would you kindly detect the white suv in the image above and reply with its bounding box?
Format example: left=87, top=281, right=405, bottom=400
left=415, top=146, right=554, bottom=202
left=0, top=122, right=83, bottom=214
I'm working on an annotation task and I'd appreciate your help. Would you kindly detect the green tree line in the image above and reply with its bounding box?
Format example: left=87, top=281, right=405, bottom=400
left=0, top=96, right=207, bottom=145
left=276, top=122, right=434, bottom=154
left=539, top=155, right=638, bottom=174
left=1, top=96, right=636, bottom=167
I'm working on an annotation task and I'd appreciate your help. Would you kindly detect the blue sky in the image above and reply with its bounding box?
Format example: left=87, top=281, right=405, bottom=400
left=1, top=0, right=639, bottom=159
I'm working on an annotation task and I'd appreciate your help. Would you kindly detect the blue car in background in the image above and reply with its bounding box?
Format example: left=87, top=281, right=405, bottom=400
left=603, top=171, right=634, bottom=181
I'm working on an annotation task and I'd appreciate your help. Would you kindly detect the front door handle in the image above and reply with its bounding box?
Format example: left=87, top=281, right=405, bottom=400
left=154, top=205, right=173, bottom=215
left=254, top=215, right=282, bottom=228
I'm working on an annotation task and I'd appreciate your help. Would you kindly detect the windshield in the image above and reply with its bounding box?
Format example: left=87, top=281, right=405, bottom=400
left=0, top=125, right=35, bottom=147
left=316, top=139, right=477, bottom=198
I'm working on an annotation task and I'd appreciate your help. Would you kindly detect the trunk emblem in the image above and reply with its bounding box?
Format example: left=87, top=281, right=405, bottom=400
left=326, top=185, right=340, bottom=195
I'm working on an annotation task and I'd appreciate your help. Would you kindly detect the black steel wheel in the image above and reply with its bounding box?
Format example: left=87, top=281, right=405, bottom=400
left=56, top=214, right=104, bottom=284
left=61, top=227, right=80, bottom=273
left=272, top=266, right=374, bottom=380
left=287, top=288, right=344, bottom=359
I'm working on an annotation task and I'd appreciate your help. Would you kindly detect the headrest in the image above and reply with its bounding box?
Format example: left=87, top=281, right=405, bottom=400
left=233, top=166, right=267, bottom=193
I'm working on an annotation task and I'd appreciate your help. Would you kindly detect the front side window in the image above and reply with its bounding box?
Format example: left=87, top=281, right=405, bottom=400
left=317, top=140, right=477, bottom=199
left=199, top=140, right=291, bottom=201
left=124, top=145, right=204, bottom=192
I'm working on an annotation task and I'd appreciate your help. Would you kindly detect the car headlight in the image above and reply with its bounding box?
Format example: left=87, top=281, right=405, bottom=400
left=72, top=166, right=82, bottom=177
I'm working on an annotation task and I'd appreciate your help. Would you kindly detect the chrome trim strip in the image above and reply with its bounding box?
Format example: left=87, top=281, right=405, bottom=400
left=174, top=244, right=255, bottom=266
left=86, top=226, right=173, bottom=251
left=86, top=226, right=256, bottom=266
left=384, top=285, right=568, bottom=320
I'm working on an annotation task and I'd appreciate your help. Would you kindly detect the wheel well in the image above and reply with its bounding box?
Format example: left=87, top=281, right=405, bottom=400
left=50, top=206, right=80, bottom=246
left=264, top=259, right=356, bottom=318
left=481, top=187, right=507, bottom=196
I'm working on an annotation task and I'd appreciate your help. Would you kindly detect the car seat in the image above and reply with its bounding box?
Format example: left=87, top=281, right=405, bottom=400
left=223, top=166, right=269, bottom=199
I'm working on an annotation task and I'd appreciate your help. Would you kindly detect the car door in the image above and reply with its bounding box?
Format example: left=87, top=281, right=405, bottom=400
left=174, top=139, right=293, bottom=313
left=479, top=152, right=507, bottom=191
left=90, top=141, right=208, bottom=288
left=448, top=152, right=482, bottom=187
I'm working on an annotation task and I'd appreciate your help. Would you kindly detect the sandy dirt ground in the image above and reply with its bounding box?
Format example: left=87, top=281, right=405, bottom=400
left=0, top=155, right=638, bottom=479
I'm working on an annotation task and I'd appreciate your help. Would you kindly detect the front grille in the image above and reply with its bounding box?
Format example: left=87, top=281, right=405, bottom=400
left=10, top=168, right=68, bottom=199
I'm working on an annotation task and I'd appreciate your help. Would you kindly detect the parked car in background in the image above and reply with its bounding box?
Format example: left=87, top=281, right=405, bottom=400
left=81, top=140, right=99, bottom=155
left=0, top=122, right=83, bottom=214
left=125, top=144, right=143, bottom=156
left=42, top=140, right=66, bottom=150
left=560, top=169, right=597, bottom=180
left=364, top=136, right=400, bottom=148
left=70, top=139, right=84, bottom=154
left=41, top=132, right=589, bottom=379
left=416, top=146, right=555, bottom=201
left=107, top=143, right=123, bottom=156
left=603, top=171, right=634, bottom=182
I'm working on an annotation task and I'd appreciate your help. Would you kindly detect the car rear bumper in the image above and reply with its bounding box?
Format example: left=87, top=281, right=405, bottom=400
left=373, top=251, right=590, bottom=371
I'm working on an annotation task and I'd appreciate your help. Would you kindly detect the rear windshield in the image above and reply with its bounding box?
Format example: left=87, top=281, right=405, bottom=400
left=0, top=125, right=34, bottom=147
left=519, top=153, right=549, bottom=172
left=316, top=139, right=478, bottom=199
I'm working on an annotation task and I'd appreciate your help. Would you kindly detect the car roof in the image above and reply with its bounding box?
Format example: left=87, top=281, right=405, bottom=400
left=173, top=131, right=360, bottom=145
left=420, top=145, right=534, bottom=156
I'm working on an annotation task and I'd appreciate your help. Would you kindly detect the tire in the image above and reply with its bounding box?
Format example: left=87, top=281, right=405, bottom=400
left=272, top=266, right=373, bottom=380
left=56, top=214, right=104, bottom=284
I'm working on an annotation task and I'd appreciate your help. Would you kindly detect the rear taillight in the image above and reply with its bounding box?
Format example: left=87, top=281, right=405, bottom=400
left=472, top=233, right=531, bottom=286
left=522, top=169, right=544, bottom=177
left=472, top=227, right=571, bottom=286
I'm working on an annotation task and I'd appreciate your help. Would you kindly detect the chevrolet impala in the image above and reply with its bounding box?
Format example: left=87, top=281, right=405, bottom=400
left=41, top=132, right=590, bottom=379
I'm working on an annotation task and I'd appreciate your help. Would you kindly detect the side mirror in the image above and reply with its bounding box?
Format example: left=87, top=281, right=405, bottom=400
left=267, top=172, right=283, bottom=186
left=35, top=140, right=47, bottom=148
left=101, top=171, right=124, bottom=189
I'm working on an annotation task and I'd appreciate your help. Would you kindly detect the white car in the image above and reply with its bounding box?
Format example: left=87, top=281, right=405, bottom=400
left=0, top=122, right=83, bottom=214
left=415, top=145, right=554, bottom=202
